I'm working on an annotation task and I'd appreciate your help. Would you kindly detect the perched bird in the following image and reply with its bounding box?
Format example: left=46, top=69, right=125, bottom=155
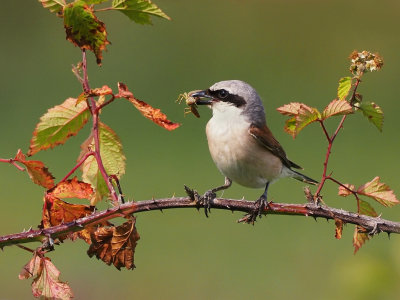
left=191, top=80, right=318, bottom=218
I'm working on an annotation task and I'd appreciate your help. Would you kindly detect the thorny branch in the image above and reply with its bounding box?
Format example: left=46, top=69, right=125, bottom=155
left=1, top=194, right=399, bottom=249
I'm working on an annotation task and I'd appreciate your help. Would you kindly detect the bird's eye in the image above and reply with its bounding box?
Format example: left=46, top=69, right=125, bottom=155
left=218, top=89, right=229, bottom=99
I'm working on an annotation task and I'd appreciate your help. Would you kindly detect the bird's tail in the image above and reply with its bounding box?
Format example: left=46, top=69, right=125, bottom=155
left=290, top=169, right=319, bottom=186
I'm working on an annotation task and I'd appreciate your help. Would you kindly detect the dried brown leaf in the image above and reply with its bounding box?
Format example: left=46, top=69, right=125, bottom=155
left=88, top=217, right=140, bottom=270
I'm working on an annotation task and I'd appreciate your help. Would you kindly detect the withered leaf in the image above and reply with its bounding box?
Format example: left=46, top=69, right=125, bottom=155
left=63, top=1, right=110, bottom=65
left=353, top=225, right=371, bottom=254
left=334, top=218, right=344, bottom=240
left=116, top=82, right=180, bottom=131
left=88, top=217, right=140, bottom=270
left=41, top=193, right=94, bottom=243
left=14, top=149, right=55, bottom=189
left=19, top=250, right=74, bottom=300
left=48, top=176, right=93, bottom=199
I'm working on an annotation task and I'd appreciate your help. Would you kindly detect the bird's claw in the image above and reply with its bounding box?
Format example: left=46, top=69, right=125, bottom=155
left=201, top=190, right=216, bottom=218
left=255, top=195, right=267, bottom=218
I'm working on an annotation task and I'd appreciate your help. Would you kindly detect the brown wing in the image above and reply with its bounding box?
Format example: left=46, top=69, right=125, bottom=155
left=248, top=124, right=303, bottom=170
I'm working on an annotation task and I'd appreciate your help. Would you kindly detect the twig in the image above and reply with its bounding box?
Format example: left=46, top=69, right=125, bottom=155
left=82, top=50, right=119, bottom=204
left=1, top=196, right=399, bottom=248
left=0, top=158, right=25, bottom=172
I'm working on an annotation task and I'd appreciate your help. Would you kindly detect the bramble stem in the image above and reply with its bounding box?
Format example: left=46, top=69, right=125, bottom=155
left=315, top=78, right=362, bottom=197
left=82, top=50, right=119, bottom=204
left=0, top=196, right=398, bottom=248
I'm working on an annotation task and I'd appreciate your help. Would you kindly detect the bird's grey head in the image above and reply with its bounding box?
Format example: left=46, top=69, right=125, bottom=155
left=193, top=80, right=266, bottom=126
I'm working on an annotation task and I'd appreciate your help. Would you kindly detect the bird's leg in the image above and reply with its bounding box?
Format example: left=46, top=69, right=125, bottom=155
left=254, top=182, right=270, bottom=218
left=202, top=177, right=232, bottom=218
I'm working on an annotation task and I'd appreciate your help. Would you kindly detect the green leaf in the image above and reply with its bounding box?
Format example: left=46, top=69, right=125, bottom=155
left=357, top=177, right=399, bottom=207
left=358, top=199, right=378, bottom=217
left=356, top=101, right=384, bottom=132
left=38, top=0, right=66, bottom=13
left=321, top=99, right=353, bottom=120
left=295, top=105, right=321, bottom=135
left=112, top=0, right=171, bottom=25
left=277, top=103, right=320, bottom=138
left=63, top=1, right=110, bottom=65
left=28, top=98, right=90, bottom=156
left=82, top=0, right=109, bottom=4
left=78, top=122, right=126, bottom=205
left=283, top=117, right=297, bottom=138
left=337, top=77, right=352, bottom=100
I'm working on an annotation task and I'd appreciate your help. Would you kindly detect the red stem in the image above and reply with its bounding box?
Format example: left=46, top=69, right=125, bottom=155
left=315, top=78, right=361, bottom=197
left=0, top=158, right=26, bottom=171
left=60, top=151, right=95, bottom=182
left=82, top=50, right=119, bottom=203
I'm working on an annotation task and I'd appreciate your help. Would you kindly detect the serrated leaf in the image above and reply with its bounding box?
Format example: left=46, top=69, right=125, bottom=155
left=338, top=77, right=352, bottom=100
left=283, top=117, right=297, bottom=138
left=296, top=105, right=321, bottom=132
left=112, top=0, right=170, bottom=25
left=321, top=99, right=353, bottom=120
left=64, top=1, right=110, bottom=65
left=78, top=122, right=126, bottom=205
left=353, top=225, right=371, bottom=254
left=39, top=0, right=66, bottom=13
left=276, top=102, right=303, bottom=116
left=356, top=101, right=384, bottom=131
left=88, top=217, right=140, bottom=270
left=28, top=98, right=90, bottom=156
left=358, top=199, right=378, bottom=217
left=116, top=82, right=180, bottom=131
left=278, top=103, right=320, bottom=138
left=48, top=176, right=93, bottom=199
left=357, top=177, right=399, bottom=207
left=19, top=251, right=73, bottom=299
left=338, top=183, right=355, bottom=197
left=14, top=150, right=55, bottom=189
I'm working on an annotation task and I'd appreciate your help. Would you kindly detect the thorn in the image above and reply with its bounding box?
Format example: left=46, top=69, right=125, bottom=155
left=77, top=223, right=83, bottom=228
left=241, top=196, right=245, bottom=201
left=0, top=247, right=3, bottom=251
left=305, top=214, right=308, bottom=217
left=326, top=218, right=329, bottom=222
left=152, top=195, right=155, bottom=201
left=387, top=232, right=391, bottom=240
left=172, top=192, right=175, bottom=198
left=159, top=208, right=163, bottom=213
left=226, top=205, right=230, bottom=209
left=378, top=213, right=383, bottom=218
left=28, top=226, right=33, bottom=232
left=313, top=216, right=318, bottom=222
left=23, top=228, right=26, bottom=233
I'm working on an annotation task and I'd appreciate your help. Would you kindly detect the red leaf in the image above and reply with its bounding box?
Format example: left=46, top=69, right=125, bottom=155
left=19, top=250, right=74, bottom=299
left=13, top=149, right=55, bottom=189
left=357, top=177, right=399, bottom=207
left=116, top=82, right=180, bottom=131
left=48, top=176, right=93, bottom=199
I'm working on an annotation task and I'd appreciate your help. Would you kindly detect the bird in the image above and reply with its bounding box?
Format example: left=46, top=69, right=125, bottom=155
left=191, top=80, right=318, bottom=220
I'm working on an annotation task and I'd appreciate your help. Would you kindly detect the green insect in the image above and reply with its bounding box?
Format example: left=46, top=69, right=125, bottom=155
left=176, top=90, right=201, bottom=118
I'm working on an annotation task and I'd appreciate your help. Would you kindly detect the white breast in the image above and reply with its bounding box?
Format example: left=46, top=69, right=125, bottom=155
left=206, top=103, right=283, bottom=189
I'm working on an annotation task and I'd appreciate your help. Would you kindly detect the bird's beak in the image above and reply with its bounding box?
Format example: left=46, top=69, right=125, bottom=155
left=190, top=90, right=213, bottom=105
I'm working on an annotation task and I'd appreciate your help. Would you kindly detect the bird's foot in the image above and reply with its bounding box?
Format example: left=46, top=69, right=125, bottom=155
left=201, top=190, right=216, bottom=218
left=254, top=195, right=270, bottom=219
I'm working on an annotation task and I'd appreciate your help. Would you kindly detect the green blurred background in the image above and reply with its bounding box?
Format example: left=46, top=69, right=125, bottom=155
left=1, top=0, right=400, bottom=299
